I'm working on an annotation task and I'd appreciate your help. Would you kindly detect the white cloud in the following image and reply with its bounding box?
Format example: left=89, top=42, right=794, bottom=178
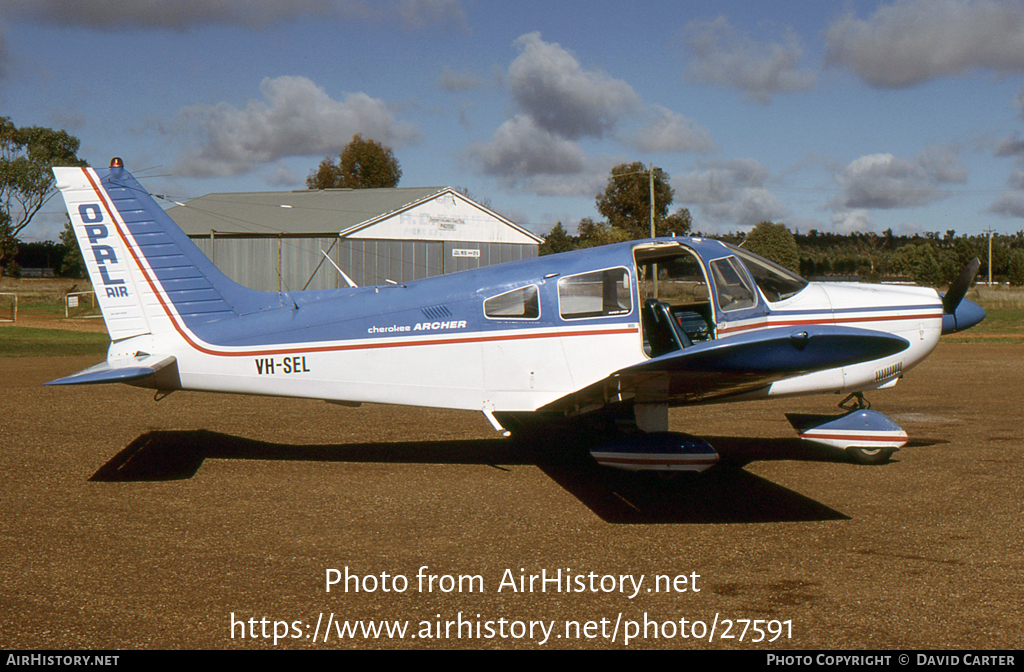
left=263, top=165, right=304, bottom=188
left=918, top=145, right=969, bottom=183
left=825, top=0, right=1024, bottom=88
left=471, top=32, right=714, bottom=197
left=832, top=148, right=967, bottom=210
left=675, top=159, right=788, bottom=229
left=683, top=16, right=815, bottom=104
left=1011, top=167, right=1024, bottom=190
left=508, top=32, right=641, bottom=140
left=165, top=76, right=420, bottom=177
left=995, top=134, right=1024, bottom=158
left=466, top=115, right=588, bottom=180
left=989, top=191, right=1024, bottom=217
left=831, top=209, right=875, bottom=234
left=628, top=105, right=716, bottom=154
left=2, top=0, right=466, bottom=31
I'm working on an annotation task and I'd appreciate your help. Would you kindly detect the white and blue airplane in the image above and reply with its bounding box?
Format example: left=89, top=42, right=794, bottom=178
left=48, top=160, right=985, bottom=471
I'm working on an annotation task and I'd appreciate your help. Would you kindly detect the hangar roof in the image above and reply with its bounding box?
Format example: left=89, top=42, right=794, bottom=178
left=166, top=186, right=542, bottom=243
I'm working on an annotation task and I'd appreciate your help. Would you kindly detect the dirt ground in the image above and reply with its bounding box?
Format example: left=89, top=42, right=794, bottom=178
left=1, top=343, right=1021, bottom=650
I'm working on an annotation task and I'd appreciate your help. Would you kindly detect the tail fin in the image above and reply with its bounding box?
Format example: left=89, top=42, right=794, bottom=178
left=54, top=160, right=270, bottom=342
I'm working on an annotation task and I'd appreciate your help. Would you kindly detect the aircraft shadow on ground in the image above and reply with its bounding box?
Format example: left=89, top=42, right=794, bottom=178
left=86, top=430, right=941, bottom=524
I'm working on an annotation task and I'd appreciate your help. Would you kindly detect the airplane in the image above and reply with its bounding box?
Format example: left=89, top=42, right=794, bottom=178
left=47, top=159, right=986, bottom=472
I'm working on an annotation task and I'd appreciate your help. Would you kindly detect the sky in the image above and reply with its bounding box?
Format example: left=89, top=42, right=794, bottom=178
left=4, top=0, right=1024, bottom=243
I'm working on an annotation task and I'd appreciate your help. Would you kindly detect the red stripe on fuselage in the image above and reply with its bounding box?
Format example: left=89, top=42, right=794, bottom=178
left=718, top=313, right=942, bottom=335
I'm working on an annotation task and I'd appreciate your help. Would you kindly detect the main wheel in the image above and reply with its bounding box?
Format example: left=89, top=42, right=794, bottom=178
left=845, top=446, right=894, bottom=465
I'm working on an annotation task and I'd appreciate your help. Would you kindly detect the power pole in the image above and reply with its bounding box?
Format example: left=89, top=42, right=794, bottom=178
left=649, top=163, right=656, bottom=239
left=983, top=227, right=995, bottom=286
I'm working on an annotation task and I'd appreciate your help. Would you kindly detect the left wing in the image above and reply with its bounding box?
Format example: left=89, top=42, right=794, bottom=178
left=542, top=325, right=909, bottom=412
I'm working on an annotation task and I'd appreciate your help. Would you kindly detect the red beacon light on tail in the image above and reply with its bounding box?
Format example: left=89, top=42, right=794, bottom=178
left=109, top=157, right=123, bottom=168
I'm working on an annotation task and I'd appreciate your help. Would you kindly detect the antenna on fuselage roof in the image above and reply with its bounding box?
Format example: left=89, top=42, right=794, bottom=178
left=320, top=249, right=358, bottom=288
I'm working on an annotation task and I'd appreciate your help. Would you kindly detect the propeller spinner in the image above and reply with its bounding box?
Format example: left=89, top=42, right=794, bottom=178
left=941, top=257, right=985, bottom=334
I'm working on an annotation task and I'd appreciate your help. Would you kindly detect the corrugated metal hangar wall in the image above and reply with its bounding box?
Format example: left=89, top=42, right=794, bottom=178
left=189, top=236, right=536, bottom=292
left=168, top=187, right=541, bottom=293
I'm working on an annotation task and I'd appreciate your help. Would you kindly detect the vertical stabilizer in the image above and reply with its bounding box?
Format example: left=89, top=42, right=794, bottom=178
left=53, top=160, right=274, bottom=345
left=55, top=164, right=151, bottom=340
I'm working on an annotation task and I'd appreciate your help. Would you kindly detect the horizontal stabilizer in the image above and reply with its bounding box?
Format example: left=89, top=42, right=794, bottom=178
left=45, top=354, right=176, bottom=386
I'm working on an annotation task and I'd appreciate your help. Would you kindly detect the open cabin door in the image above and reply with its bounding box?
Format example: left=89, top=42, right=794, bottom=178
left=634, top=244, right=716, bottom=358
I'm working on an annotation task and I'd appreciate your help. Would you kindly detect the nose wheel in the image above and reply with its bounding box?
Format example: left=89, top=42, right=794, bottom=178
left=789, top=400, right=906, bottom=465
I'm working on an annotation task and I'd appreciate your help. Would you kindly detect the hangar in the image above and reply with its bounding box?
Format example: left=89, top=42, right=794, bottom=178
left=167, top=187, right=542, bottom=292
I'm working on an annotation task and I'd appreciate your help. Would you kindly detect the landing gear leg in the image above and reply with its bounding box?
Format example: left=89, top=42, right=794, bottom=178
left=839, top=392, right=870, bottom=411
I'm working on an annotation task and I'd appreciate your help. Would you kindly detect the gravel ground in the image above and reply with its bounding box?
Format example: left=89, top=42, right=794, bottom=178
left=1, top=342, right=1021, bottom=649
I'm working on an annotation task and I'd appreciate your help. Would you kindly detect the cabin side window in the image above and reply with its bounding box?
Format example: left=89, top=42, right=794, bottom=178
left=484, top=285, right=540, bottom=319
left=710, top=256, right=757, bottom=312
left=558, top=267, right=632, bottom=320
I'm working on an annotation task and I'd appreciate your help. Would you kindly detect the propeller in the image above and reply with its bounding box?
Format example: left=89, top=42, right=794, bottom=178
left=942, top=257, right=980, bottom=314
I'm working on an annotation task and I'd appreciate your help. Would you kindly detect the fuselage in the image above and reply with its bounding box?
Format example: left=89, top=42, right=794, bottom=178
left=55, top=164, right=951, bottom=417
left=112, top=236, right=944, bottom=412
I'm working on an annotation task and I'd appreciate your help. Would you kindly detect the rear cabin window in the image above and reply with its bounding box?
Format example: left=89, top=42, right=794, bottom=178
left=484, top=285, right=540, bottom=319
left=710, top=257, right=757, bottom=312
left=558, top=267, right=632, bottom=319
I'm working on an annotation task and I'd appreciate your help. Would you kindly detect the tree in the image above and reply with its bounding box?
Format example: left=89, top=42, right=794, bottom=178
left=743, top=221, right=800, bottom=272
left=0, top=116, right=87, bottom=272
left=0, top=211, right=15, bottom=274
left=539, top=222, right=575, bottom=255
left=1008, top=248, right=1024, bottom=286
left=58, top=215, right=85, bottom=278
left=306, top=134, right=402, bottom=189
left=576, top=217, right=626, bottom=248
left=663, top=207, right=693, bottom=237
left=595, top=162, right=683, bottom=239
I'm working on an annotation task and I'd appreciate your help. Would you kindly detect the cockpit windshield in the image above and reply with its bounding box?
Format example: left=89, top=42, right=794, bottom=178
left=726, top=244, right=808, bottom=303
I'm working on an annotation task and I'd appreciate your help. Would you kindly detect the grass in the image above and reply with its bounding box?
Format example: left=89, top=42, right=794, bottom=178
left=943, top=286, right=1024, bottom=342
left=0, top=327, right=109, bottom=358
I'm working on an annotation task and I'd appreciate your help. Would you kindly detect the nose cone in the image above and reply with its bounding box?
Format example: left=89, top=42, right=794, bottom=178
left=942, top=298, right=986, bottom=335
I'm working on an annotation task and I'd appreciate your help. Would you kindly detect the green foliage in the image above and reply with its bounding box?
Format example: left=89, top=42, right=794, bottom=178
left=0, top=210, right=15, bottom=272
left=663, top=207, right=693, bottom=237
left=0, top=117, right=87, bottom=270
left=306, top=134, right=402, bottom=189
left=743, top=222, right=800, bottom=272
left=1009, top=249, right=1024, bottom=286
left=538, top=222, right=574, bottom=256
left=575, top=217, right=628, bottom=248
left=595, top=162, right=686, bottom=239
left=58, top=216, right=85, bottom=278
